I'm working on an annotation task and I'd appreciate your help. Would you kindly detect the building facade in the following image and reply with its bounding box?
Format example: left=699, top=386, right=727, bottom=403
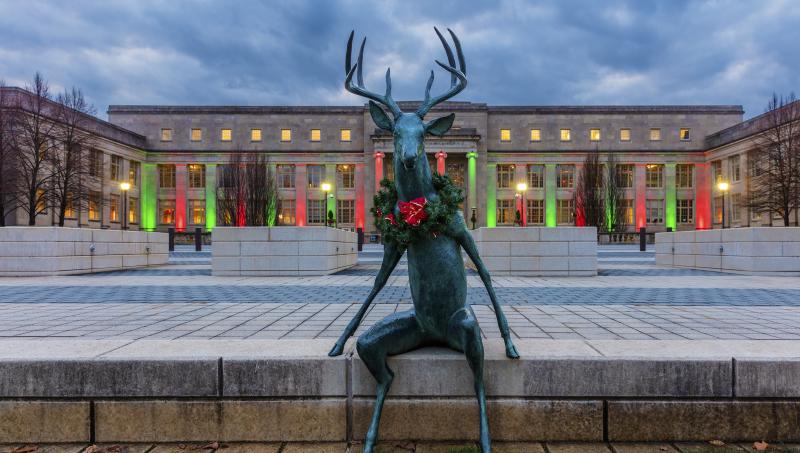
left=3, top=86, right=793, bottom=234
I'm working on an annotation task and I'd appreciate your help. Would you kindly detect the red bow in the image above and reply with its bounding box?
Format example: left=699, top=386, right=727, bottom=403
left=398, top=197, right=428, bottom=227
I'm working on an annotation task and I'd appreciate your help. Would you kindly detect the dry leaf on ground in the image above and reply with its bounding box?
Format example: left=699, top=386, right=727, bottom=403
left=709, top=440, right=726, bottom=447
left=753, top=441, right=769, bottom=451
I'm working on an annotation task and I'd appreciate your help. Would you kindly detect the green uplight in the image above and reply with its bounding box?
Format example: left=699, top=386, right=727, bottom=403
left=665, top=163, right=677, bottom=230
left=545, top=164, right=556, bottom=227
left=141, top=163, right=157, bottom=231
left=486, top=163, right=496, bottom=227
left=205, top=164, right=217, bottom=231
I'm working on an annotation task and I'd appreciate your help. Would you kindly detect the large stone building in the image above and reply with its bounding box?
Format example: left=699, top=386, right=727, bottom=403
left=2, top=85, right=793, bottom=234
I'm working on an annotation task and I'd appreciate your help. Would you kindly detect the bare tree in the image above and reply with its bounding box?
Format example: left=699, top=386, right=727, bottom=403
left=10, top=73, right=60, bottom=225
left=216, top=152, right=279, bottom=227
left=49, top=87, right=97, bottom=226
left=575, top=150, right=605, bottom=228
left=746, top=93, right=800, bottom=226
left=604, top=152, right=626, bottom=232
left=0, top=81, right=21, bottom=226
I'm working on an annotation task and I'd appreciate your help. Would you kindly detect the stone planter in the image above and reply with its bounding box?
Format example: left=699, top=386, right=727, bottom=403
left=211, top=226, right=357, bottom=276
left=465, top=227, right=597, bottom=276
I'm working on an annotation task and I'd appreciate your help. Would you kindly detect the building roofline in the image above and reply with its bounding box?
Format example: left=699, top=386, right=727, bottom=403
left=705, top=99, right=800, bottom=149
left=488, top=105, right=744, bottom=114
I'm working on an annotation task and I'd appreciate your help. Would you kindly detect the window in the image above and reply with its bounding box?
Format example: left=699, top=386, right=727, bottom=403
left=645, top=164, right=663, bottom=188
left=159, top=165, right=176, bottom=188
left=499, top=129, right=511, bottom=142
left=527, top=165, right=544, bottom=188
left=650, top=128, right=661, bottom=141
left=278, top=199, right=296, bottom=225
left=646, top=199, right=664, bottom=224
left=160, top=200, right=175, bottom=225
left=526, top=199, right=544, bottom=225
left=191, top=128, right=202, bottom=142
left=496, top=199, right=515, bottom=225
left=590, top=129, right=601, bottom=142
left=714, top=196, right=723, bottom=224
left=616, top=164, right=634, bottom=188
left=110, top=195, right=120, bottom=222
left=731, top=193, right=742, bottom=223
left=557, top=199, right=574, bottom=225
left=620, top=128, right=631, bottom=141
left=729, top=155, right=741, bottom=182
left=447, top=162, right=465, bottom=189
left=337, top=199, right=355, bottom=225
left=64, top=194, right=75, bottom=219
left=496, top=164, right=515, bottom=188
left=88, top=192, right=101, bottom=221
left=307, top=165, right=324, bottom=189
left=190, top=200, right=205, bottom=225
left=620, top=199, right=634, bottom=226
left=676, top=164, right=693, bottom=188
left=218, top=165, right=235, bottom=188
left=556, top=164, right=575, bottom=188
left=281, top=129, right=292, bottom=142
left=530, top=129, right=541, bottom=142
left=277, top=164, right=295, bottom=189
left=221, top=129, right=232, bottom=142
left=129, top=161, right=140, bottom=186
left=678, top=199, right=694, bottom=224
left=110, top=155, right=122, bottom=181
left=307, top=199, right=326, bottom=225
left=251, top=129, right=262, bottom=142
left=129, top=197, right=139, bottom=224
left=160, top=128, right=173, bottom=142
left=560, top=129, right=571, bottom=141
left=680, top=128, right=691, bottom=141
left=712, top=160, right=723, bottom=184
left=337, top=164, right=355, bottom=189
left=188, top=164, right=206, bottom=188
left=89, top=150, right=102, bottom=177
left=341, top=129, right=352, bottom=142
left=310, top=129, right=321, bottom=142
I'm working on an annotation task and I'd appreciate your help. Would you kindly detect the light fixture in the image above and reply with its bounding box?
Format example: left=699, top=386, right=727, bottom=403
left=717, top=181, right=729, bottom=192
left=321, top=182, right=331, bottom=192
left=516, top=182, right=527, bottom=192
left=119, top=182, right=131, bottom=191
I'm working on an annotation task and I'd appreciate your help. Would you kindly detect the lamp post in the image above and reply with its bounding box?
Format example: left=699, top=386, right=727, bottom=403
left=516, top=182, right=527, bottom=226
left=321, top=182, right=332, bottom=227
left=119, top=182, right=131, bottom=230
left=717, top=181, right=729, bottom=229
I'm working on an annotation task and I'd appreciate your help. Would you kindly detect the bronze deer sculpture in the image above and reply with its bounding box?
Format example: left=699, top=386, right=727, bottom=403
left=328, top=28, right=519, bottom=453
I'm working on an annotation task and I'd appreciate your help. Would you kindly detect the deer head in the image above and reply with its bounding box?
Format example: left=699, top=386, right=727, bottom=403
left=345, top=28, right=467, bottom=175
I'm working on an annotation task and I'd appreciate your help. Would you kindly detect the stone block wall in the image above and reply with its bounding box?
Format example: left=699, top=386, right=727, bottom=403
left=212, top=226, right=357, bottom=276
left=466, top=227, right=597, bottom=276
left=0, top=227, right=168, bottom=276
left=655, top=227, right=800, bottom=275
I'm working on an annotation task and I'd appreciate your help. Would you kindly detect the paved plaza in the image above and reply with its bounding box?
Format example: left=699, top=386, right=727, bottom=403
left=1, top=245, right=800, bottom=341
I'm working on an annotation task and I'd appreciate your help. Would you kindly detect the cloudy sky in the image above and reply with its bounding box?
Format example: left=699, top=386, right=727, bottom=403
left=1, top=0, right=798, bottom=119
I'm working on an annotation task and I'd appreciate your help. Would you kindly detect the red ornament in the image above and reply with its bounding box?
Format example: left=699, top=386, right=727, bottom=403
left=384, top=213, right=397, bottom=225
left=398, top=197, right=428, bottom=227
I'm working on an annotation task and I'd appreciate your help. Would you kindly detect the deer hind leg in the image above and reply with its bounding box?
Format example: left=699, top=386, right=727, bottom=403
left=447, top=307, right=491, bottom=453
left=356, top=309, right=426, bottom=453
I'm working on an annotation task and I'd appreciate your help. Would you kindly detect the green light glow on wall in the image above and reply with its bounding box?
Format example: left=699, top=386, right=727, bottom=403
left=205, top=164, right=217, bottom=231
left=545, top=164, right=557, bottom=227
left=486, top=163, right=496, bottom=227
left=467, top=152, right=477, bottom=221
left=665, top=163, right=677, bottom=230
left=140, top=163, right=157, bottom=231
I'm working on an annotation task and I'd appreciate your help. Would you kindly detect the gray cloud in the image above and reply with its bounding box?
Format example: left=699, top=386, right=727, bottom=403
left=1, top=0, right=798, bottom=119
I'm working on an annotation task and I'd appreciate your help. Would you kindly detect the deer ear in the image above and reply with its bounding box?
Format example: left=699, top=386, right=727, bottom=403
left=425, top=113, right=455, bottom=136
left=369, top=101, right=394, bottom=132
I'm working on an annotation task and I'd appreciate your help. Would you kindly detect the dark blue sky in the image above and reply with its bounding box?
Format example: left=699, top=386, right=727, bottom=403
left=1, top=0, right=798, bottom=119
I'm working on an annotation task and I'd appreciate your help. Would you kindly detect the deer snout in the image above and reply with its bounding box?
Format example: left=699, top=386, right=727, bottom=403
left=402, top=151, right=417, bottom=170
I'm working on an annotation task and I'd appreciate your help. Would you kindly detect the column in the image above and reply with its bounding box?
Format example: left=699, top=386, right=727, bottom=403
left=634, top=163, right=647, bottom=230
left=514, top=163, right=527, bottom=226
left=325, top=163, right=337, bottom=225
left=267, top=163, right=277, bottom=226
left=205, top=164, right=217, bottom=231
left=140, top=163, right=158, bottom=231
left=695, top=162, right=711, bottom=230
left=355, top=162, right=366, bottom=229
left=374, top=152, right=385, bottom=193
left=175, top=164, right=187, bottom=232
left=435, top=151, right=447, bottom=175
left=486, top=163, right=497, bottom=227
left=467, top=152, right=477, bottom=224
left=573, top=162, right=585, bottom=227
left=295, top=164, right=307, bottom=226
left=545, top=164, right=556, bottom=227
left=665, top=163, right=677, bottom=230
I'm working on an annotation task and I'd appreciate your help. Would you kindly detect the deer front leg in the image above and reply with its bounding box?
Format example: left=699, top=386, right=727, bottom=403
left=328, top=241, right=406, bottom=357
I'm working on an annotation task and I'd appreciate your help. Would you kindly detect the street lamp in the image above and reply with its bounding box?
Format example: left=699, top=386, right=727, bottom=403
left=321, top=182, right=332, bottom=227
left=717, top=181, right=729, bottom=229
left=119, top=182, right=131, bottom=230
left=515, top=182, right=527, bottom=226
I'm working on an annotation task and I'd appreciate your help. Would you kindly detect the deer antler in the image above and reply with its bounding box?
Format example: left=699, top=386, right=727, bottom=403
left=416, top=27, right=467, bottom=118
left=345, top=31, right=402, bottom=118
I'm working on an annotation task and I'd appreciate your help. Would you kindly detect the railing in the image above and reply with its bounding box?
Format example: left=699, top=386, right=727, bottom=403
left=597, top=231, right=655, bottom=245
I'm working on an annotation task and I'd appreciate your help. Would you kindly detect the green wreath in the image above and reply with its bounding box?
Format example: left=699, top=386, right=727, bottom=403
left=372, top=173, right=464, bottom=246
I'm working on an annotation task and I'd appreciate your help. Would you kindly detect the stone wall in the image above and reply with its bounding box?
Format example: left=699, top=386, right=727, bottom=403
left=0, top=227, right=168, bottom=276
left=466, top=227, right=597, bottom=276
left=212, top=226, right=357, bottom=276
left=655, top=227, right=800, bottom=275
